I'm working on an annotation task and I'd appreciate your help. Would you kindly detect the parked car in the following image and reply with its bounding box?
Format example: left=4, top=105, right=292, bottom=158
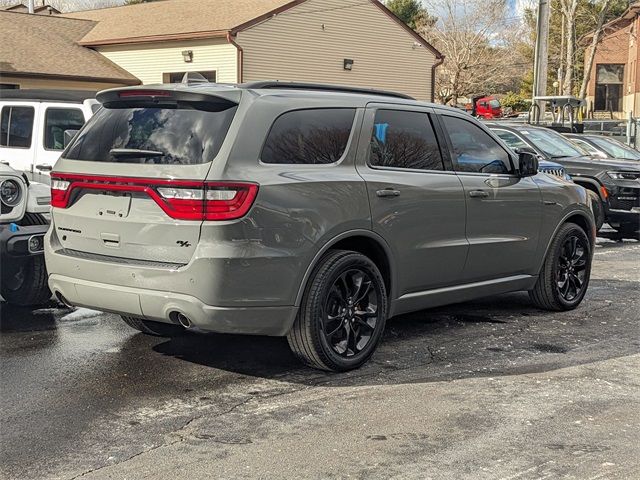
left=1, top=163, right=51, bottom=306
left=0, top=90, right=98, bottom=183
left=45, top=82, right=595, bottom=371
left=489, top=123, right=640, bottom=236
left=564, top=133, right=640, bottom=161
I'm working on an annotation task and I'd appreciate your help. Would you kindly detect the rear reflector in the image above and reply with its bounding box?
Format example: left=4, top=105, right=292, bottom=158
left=50, top=173, right=258, bottom=221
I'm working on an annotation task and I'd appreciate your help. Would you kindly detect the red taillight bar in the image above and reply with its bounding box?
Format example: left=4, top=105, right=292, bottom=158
left=118, top=90, right=172, bottom=98
left=50, top=173, right=258, bottom=221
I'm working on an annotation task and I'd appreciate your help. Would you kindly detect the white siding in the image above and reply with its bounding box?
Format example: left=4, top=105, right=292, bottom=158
left=97, top=38, right=238, bottom=85
left=236, top=0, right=437, bottom=100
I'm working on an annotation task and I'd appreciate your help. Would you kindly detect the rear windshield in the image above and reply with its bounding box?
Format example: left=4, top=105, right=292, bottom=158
left=64, top=104, right=237, bottom=164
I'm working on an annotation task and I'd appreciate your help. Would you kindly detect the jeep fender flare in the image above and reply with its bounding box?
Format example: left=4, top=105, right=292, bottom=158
left=294, top=229, right=397, bottom=307
left=571, top=176, right=606, bottom=201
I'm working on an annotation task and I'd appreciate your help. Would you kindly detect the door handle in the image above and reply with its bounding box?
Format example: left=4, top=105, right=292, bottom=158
left=35, top=164, right=52, bottom=172
left=469, top=190, right=489, bottom=198
left=376, top=188, right=401, bottom=198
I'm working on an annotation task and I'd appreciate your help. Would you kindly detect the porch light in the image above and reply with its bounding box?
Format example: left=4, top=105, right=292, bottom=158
left=343, top=59, right=354, bottom=71
left=182, top=50, right=193, bottom=63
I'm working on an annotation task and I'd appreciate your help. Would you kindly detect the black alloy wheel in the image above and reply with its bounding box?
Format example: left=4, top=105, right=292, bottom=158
left=555, top=234, right=588, bottom=302
left=323, top=268, right=379, bottom=358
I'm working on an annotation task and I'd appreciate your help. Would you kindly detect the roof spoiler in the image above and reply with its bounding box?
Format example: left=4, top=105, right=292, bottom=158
left=96, top=86, right=241, bottom=108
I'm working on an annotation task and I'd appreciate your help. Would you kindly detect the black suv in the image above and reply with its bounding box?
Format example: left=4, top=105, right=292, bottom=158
left=489, top=123, right=640, bottom=237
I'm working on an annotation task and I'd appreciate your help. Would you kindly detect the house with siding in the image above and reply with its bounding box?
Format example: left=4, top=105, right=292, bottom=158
left=64, top=0, right=442, bottom=101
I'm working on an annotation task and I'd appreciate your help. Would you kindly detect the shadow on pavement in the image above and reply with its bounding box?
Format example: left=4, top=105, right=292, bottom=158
left=0, top=301, right=67, bottom=333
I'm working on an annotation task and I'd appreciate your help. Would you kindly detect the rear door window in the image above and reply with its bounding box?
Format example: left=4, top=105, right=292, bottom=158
left=369, top=109, right=444, bottom=171
left=261, top=108, right=355, bottom=164
left=441, top=115, right=513, bottom=174
left=64, top=104, right=237, bottom=164
left=44, top=108, right=85, bottom=150
left=0, top=106, right=35, bottom=148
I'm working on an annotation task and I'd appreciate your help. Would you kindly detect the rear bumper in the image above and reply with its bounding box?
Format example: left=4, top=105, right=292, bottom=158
left=48, top=274, right=298, bottom=336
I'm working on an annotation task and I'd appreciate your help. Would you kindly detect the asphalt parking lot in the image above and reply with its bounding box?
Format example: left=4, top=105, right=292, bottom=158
left=1, top=231, right=639, bottom=480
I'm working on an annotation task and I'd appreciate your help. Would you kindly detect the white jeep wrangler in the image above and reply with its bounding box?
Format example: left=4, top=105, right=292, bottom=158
left=1, top=163, right=51, bottom=306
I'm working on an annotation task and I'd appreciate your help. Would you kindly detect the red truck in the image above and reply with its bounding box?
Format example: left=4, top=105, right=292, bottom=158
left=467, top=95, right=503, bottom=119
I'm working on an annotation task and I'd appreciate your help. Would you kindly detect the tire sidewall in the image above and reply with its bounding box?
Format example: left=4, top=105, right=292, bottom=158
left=587, top=191, right=604, bottom=231
left=549, top=225, right=592, bottom=309
left=310, top=254, right=388, bottom=371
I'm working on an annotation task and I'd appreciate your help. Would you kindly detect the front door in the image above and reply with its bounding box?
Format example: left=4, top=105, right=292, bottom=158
left=355, top=105, right=468, bottom=298
left=438, top=113, right=543, bottom=282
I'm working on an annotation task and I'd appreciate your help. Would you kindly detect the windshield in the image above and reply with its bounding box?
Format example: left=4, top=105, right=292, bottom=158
left=64, top=103, right=237, bottom=164
left=518, top=128, right=587, bottom=158
left=489, top=99, right=501, bottom=108
left=590, top=136, right=640, bottom=160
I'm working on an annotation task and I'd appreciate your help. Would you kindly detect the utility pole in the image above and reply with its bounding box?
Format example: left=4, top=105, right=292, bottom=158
left=532, top=0, right=550, bottom=123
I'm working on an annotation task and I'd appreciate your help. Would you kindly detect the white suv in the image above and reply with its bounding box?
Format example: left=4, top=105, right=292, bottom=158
left=0, top=90, right=97, bottom=183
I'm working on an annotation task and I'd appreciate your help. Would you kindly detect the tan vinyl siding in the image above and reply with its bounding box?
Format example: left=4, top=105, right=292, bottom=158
left=97, top=38, right=237, bottom=85
left=0, top=75, right=127, bottom=91
left=236, top=0, right=436, bottom=101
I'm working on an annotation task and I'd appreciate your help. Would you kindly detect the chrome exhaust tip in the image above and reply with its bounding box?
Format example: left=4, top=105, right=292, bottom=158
left=175, top=312, right=192, bottom=329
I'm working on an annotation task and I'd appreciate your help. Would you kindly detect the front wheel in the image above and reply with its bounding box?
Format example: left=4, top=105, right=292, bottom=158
left=586, top=190, right=604, bottom=232
left=1, top=256, right=51, bottom=306
left=287, top=250, right=388, bottom=371
left=529, top=222, right=592, bottom=311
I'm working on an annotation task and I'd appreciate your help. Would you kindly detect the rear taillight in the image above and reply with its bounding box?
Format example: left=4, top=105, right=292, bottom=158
left=50, top=174, right=258, bottom=221
left=51, top=179, right=71, bottom=208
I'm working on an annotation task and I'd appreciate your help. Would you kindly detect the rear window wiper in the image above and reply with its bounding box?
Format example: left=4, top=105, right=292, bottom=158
left=109, top=148, right=164, bottom=158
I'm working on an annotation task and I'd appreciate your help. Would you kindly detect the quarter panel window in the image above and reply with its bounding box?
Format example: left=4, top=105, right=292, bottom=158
left=261, top=109, right=355, bottom=164
left=1, top=106, right=35, bottom=148
left=369, top=110, right=443, bottom=171
left=44, top=108, right=85, bottom=150
left=442, top=115, right=513, bottom=174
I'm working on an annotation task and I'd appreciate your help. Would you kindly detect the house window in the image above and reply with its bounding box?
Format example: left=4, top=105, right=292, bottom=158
left=162, top=71, right=216, bottom=83
left=595, top=64, right=624, bottom=112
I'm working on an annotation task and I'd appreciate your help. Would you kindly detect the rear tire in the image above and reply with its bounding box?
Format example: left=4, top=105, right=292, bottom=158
left=1, top=256, right=51, bottom=307
left=529, top=222, right=592, bottom=311
left=121, top=316, right=185, bottom=337
left=586, top=190, right=604, bottom=232
left=287, top=250, right=388, bottom=371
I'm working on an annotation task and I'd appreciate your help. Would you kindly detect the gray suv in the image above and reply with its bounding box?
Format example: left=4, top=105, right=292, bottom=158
left=45, top=82, right=595, bottom=371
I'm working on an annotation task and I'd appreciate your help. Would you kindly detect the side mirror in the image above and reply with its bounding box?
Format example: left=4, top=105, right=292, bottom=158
left=63, top=129, right=79, bottom=149
left=516, top=147, right=539, bottom=177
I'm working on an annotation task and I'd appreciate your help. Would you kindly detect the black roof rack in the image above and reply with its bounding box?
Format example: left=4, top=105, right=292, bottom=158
left=0, top=89, right=96, bottom=103
left=241, top=81, right=414, bottom=100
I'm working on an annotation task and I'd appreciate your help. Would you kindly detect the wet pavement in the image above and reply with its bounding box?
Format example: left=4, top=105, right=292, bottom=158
left=1, top=232, right=639, bottom=479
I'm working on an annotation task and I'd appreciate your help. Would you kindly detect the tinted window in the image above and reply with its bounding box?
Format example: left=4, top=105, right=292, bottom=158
left=370, top=110, right=443, bottom=170
left=65, top=104, right=237, bottom=164
left=261, top=109, right=355, bottom=164
left=1, top=106, right=35, bottom=148
left=493, top=129, right=528, bottom=151
left=442, top=116, right=512, bottom=174
left=44, top=108, right=85, bottom=150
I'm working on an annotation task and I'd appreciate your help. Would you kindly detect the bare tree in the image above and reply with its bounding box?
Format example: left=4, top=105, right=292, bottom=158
left=421, top=0, right=524, bottom=105
left=578, top=0, right=611, bottom=99
left=559, top=0, right=579, bottom=94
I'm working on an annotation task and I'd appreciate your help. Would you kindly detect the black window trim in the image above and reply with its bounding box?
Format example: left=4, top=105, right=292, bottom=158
left=42, top=106, right=85, bottom=152
left=437, top=113, right=517, bottom=177
left=0, top=104, right=35, bottom=150
left=364, top=105, right=452, bottom=175
left=258, top=107, right=359, bottom=167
